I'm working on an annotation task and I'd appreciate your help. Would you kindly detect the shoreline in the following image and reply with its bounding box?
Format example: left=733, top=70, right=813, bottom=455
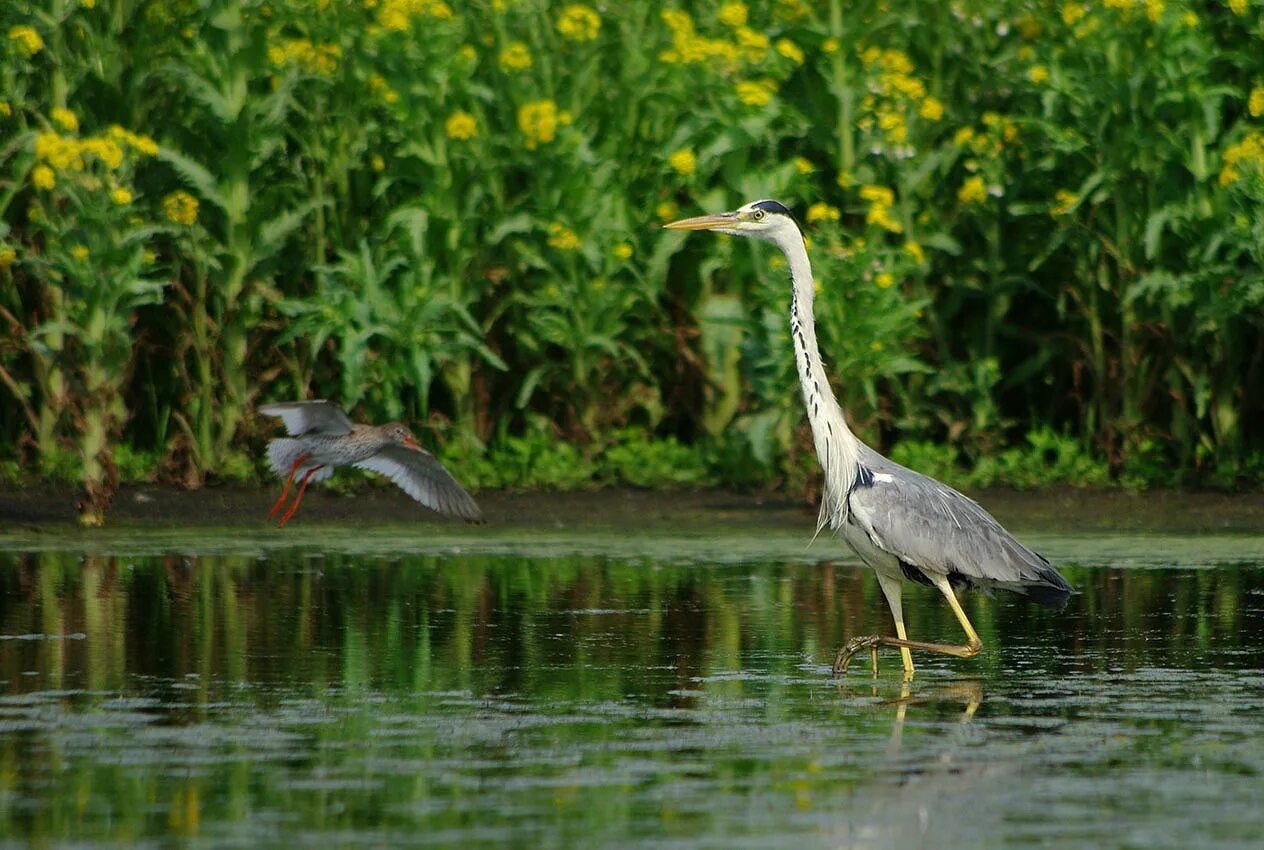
left=3, top=482, right=1263, bottom=537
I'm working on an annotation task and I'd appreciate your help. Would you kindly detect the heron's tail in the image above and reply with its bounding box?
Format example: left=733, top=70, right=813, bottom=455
left=1005, top=562, right=1073, bottom=610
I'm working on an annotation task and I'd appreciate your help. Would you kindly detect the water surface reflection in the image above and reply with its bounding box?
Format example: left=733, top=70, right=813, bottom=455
left=0, top=550, right=1261, bottom=847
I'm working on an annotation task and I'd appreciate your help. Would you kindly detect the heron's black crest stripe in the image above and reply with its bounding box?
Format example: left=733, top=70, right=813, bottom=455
left=752, top=199, right=791, bottom=215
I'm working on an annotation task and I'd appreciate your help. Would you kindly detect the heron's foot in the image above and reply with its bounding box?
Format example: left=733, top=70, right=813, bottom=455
left=833, top=635, right=883, bottom=677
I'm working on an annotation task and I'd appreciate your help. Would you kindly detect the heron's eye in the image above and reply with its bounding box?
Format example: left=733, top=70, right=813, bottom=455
left=752, top=209, right=765, bottom=221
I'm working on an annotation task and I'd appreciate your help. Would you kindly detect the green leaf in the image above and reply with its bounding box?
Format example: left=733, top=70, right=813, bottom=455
left=157, top=147, right=228, bottom=212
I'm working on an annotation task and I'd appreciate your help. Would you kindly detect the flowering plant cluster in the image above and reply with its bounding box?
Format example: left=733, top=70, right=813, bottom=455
left=2, top=0, right=1263, bottom=515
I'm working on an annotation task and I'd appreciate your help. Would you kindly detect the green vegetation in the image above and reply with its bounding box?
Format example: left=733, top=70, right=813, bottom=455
left=2, top=0, right=1263, bottom=519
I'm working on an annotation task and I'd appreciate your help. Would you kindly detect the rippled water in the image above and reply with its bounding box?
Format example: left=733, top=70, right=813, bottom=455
left=0, top=524, right=1262, bottom=847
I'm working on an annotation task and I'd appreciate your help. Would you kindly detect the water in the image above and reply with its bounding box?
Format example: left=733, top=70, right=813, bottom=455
left=1, top=516, right=1263, bottom=848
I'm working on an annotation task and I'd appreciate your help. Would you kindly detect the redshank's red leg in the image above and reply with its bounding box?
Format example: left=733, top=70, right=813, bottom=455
left=277, top=465, right=325, bottom=528
left=269, top=454, right=312, bottom=518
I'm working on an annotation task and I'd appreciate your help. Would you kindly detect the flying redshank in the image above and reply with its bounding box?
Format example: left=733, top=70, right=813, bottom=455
left=259, top=400, right=482, bottom=527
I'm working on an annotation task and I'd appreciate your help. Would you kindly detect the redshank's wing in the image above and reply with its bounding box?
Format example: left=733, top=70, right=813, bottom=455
left=259, top=401, right=355, bottom=436
left=354, top=445, right=483, bottom=522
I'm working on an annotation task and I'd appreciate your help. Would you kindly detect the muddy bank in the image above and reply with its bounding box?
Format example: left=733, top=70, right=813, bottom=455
left=2, top=482, right=1262, bottom=536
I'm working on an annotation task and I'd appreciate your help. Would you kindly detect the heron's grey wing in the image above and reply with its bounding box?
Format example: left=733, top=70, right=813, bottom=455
left=258, top=400, right=355, bottom=436
left=354, top=445, right=482, bottom=522
left=849, top=449, right=1070, bottom=605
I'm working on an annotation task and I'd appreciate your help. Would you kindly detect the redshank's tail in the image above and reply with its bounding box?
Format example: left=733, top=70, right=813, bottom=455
left=267, top=439, right=335, bottom=484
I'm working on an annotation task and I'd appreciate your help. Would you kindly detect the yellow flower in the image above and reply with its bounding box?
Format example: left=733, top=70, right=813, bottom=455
left=110, top=187, right=133, bottom=205
left=613, top=243, right=633, bottom=260
left=953, top=127, right=976, bottom=146
left=806, top=202, right=840, bottom=224
left=904, top=241, right=925, bottom=264
left=499, top=42, right=532, bottom=72
left=919, top=97, right=944, bottom=121
left=836, top=170, right=854, bottom=189
left=1249, top=87, right=1264, bottom=118
left=547, top=222, right=581, bottom=251
left=656, top=200, right=679, bottom=221
left=518, top=100, right=558, bottom=149
left=1051, top=189, right=1079, bottom=216
left=71, top=245, right=89, bottom=262
left=163, top=191, right=199, bottom=226
left=718, top=2, right=748, bottom=27
left=736, top=79, right=776, bottom=107
left=776, top=38, right=804, bottom=64
left=108, top=125, right=159, bottom=156
left=376, top=0, right=453, bottom=29
left=1145, top=0, right=1165, bottom=21
left=1028, top=65, right=1050, bottom=85
left=958, top=175, right=987, bottom=205
left=875, top=272, right=895, bottom=289
left=735, top=27, right=769, bottom=62
left=859, top=185, right=895, bottom=207
left=143, top=249, right=156, bottom=264
left=81, top=138, right=124, bottom=170
left=458, top=45, right=477, bottom=62
left=662, top=9, right=694, bottom=31
left=8, top=25, right=44, bottom=57
left=1229, top=0, right=1247, bottom=15
left=32, top=165, right=55, bottom=190
left=776, top=0, right=810, bottom=21
left=0, top=247, right=16, bottom=268
left=0, top=102, right=10, bottom=118
left=1219, top=132, right=1264, bottom=186
left=51, top=108, right=78, bottom=133
left=866, top=204, right=903, bottom=233
left=556, top=5, right=601, bottom=41
left=668, top=148, right=696, bottom=176
left=83, top=0, right=96, bottom=7
left=368, top=74, right=400, bottom=105
left=794, top=157, right=814, bottom=174
left=1182, top=10, right=1199, bottom=25
left=268, top=38, right=341, bottom=75
left=372, top=154, right=385, bottom=171
left=1061, top=2, right=1087, bottom=25
left=445, top=111, right=478, bottom=140
left=877, top=108, right=908, bottom=142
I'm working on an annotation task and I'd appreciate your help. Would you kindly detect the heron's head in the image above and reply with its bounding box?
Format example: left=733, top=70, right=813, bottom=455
left=383, top=422, right=422, bottom=452
left=663, top=199, right=798, bottom=244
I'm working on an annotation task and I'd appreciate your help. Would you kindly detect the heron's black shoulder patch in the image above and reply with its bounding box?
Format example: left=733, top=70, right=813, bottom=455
left=854, top=463, right=875, bottom=488
left=751, top=199, right=792, bottom=215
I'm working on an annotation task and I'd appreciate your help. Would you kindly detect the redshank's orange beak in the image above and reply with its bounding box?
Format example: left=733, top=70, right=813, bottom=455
left=402, top=434, right=422, bottom=452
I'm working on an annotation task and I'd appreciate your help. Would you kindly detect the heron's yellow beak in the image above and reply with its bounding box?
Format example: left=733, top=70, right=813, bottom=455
left=663, top=212, right=737, bottom=231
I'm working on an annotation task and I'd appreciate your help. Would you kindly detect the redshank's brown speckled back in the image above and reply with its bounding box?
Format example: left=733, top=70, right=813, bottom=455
left=259, top=401, right=481, bottom=527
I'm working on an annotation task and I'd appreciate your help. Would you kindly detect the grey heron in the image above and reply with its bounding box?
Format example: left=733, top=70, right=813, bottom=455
left=665, top=200, right=1071, bottom=676
left=260, top=401, right=482, bottom=526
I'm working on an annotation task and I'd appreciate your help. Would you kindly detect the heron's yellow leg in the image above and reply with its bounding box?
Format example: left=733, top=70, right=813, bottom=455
left=931, top=573, right=983, bottom=651
left=833, top=573, right=983, bottom=677
left=834, top=571, right=916, bottom=677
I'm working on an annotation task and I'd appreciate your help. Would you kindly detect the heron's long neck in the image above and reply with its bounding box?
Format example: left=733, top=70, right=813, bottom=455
left=779, top=230, right=861, bottom=530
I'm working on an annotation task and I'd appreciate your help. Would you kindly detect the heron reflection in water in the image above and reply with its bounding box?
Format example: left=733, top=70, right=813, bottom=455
left=666, top=201, right=1071, bottom=677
